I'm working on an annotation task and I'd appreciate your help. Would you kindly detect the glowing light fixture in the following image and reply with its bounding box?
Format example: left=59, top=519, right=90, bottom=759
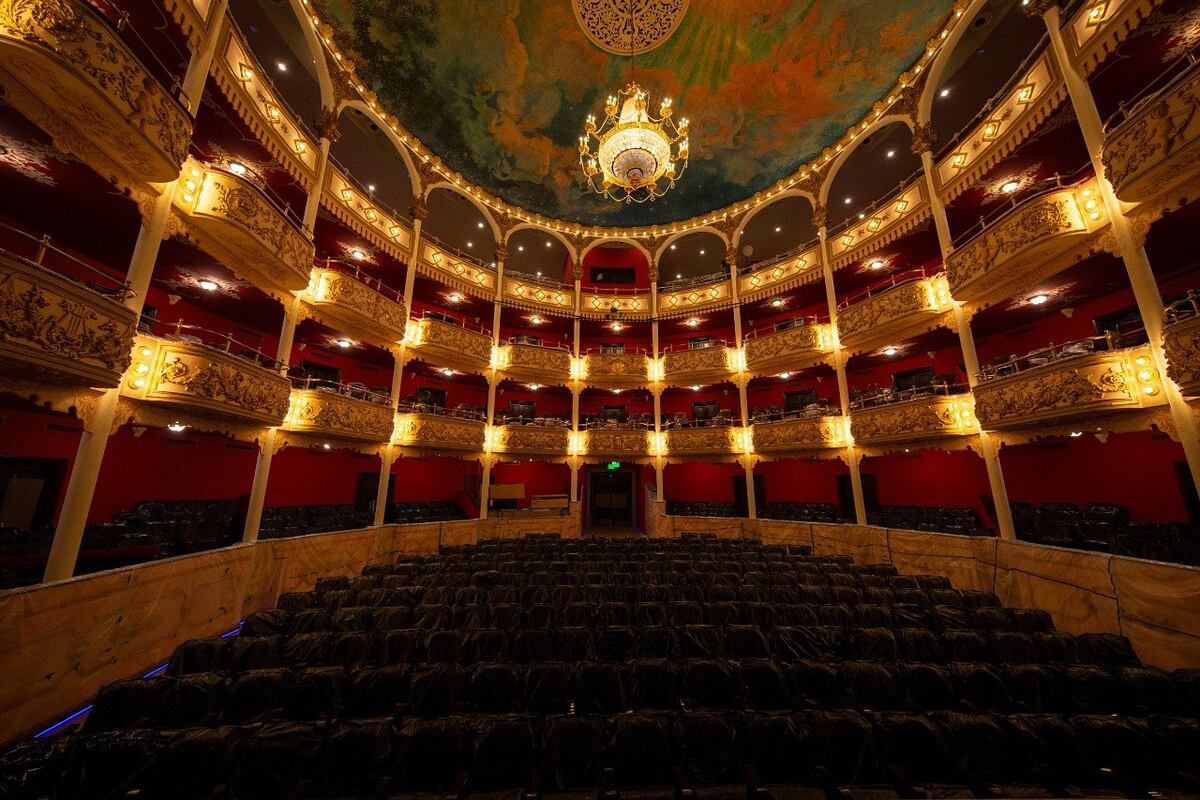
left=441, top=368, right=455, bottom=377
left=228, top=162, right=247, bottom=177
left=167, top=421, right=187, bottom=433
left=198, top=279, right=218, bottom=291
left=869, top=260, right=885, bottom=271
left=1001, top=180, right=1021, bottom=194
left=686, top=317, right=700, bottom=328
left=1029, top=294, right=1049, bottom=305
left=778, top=372, right=791, bottom=380
left=447, top=292, right=463, bottom=304
left=337, top=339, right=352, bottom=349
left=883, top=346, right=898, bottom=356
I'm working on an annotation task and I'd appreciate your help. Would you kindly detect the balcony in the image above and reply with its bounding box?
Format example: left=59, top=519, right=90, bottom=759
left=303, top=266, right=407, bottom=348
left=405, top=316, right=494, bottom=375
left=491, top=423, right=570, bottom=457
left=0, top=0, right=191, bottom=187
left=659, top=274, right=733, bottom=316
left=499, top=343, right=572, bottom=387
left=945, top=176, right=1108, bottom=307
left=582, top=351, right=651, bottom=389
left=583, top=426, right=652, bottom=458
left=838, top=273, right=953, bottom=354
left=1103, top=58, right=1200, bottom=207
left=175, top=160, right=315, bottom=296
left=1162, top=299, right=1200, bottom=397
left=122, top=329, right=291, bottom=427
left=751, top=415, right=845, bottom=454
left=666, top=424, right=738, bottom=458
left=393, top=407, right=486, bottom=455
left=743, top=321, right=832, bottom=377
left=973, top=339, right=1166, bottom=430
left=281, top=384, right=395, bottom=443
left=850, top=390, right=977, bottom=446
left=661, top=344, right=736, bottom=387
left=0, top=246, right=137, bottom=390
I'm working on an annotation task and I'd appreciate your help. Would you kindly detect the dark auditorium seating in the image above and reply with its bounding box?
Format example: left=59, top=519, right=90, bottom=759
left=1013, top=501, right=1200, bottom=566
left=764, top=502, right=841, bottom=523
left=259, top=504, right=372, bottom=538
left=665, top=501, right=738, bottom=517
left=4, top=532, right=1199, bottom=798
left=868, top=505, right=992, bottom=537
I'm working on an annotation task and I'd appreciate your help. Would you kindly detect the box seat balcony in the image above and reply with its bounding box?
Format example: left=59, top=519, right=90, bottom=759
left=581, top=350, right=651, bottom=389
left=303, top=266, right=407, bottom=348
left=392, top=404, right=486, bottom=455
left=750, top=412, right=845, bottom=454
left=404, top=315, right=494, bottom=376
left=838, top=272, right=953, bottom=354
left=743, top=319, right=833, bottom=378
left=849, top=388, right=978, bottom=445
left=282, top=380, right=396, bottom=443
left=661, top=343, right=737, bottom=388
left=498, top=341, right=573, bottom=387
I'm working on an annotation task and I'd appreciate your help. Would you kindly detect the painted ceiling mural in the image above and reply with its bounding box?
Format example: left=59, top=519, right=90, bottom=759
left=314, top=0, right=952, bottom=227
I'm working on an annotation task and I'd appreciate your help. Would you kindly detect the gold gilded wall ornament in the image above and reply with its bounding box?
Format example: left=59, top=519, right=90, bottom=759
left=573, top=0, right=689, bottom=55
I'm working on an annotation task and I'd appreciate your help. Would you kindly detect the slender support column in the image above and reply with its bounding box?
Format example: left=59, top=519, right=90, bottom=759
left=179, top=0, right=229, bottom=112
left=650, top=275, right=665, bottom=502
left=126, top=182, right=178, bottom=310
left=302, top=137, right=332, bottom=233
left=918, top=147, right=1017, bottom=539
left=728, top=252, right=757, bottom=519
left=479, top=254, right=505, bottom=519
left=571, top=315, right=582, bottom=503
left=242, top=427, right=277, bottom=544
left=818, top=219, right=867, bottom=524
left=1027, top=1, right=1200, bottom=499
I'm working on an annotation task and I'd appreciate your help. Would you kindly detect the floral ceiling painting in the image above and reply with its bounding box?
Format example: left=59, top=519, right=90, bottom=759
left=314, top=0, right=952, bottom=226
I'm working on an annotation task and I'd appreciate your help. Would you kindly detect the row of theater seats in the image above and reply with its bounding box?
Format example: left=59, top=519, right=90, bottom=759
left=1013, top=502, right=1200, bottom=566
left=388, top=501, right=469, bottom=525
left=764, top=502, right=841, bottom=523
left=867, top=506, right=991, bottom=537
left=665, top=502, right=739, bottom=517
left=4, top=533, right=1196, bottom=798
left=259, top=505, right=373, bottom=539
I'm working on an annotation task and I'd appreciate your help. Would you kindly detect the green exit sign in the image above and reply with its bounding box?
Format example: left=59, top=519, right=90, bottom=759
left=606, top=461, right=621, bottom=471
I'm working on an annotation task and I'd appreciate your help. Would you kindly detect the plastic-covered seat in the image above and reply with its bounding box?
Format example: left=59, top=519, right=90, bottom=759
left=426, top=630, right=465, bottom=663
left=949, top=663, right=1011, bottom=711
left=233, top=721, right=324, bottom=798
left=556, top=626, right=597, bottom=661
left=635, top=602, right=668, bottom=628
left=380, top=628, right=424, bottom=664
left=677, top=711, right=739, bottom=786
left=628, top=659, right=680, bottom=710
left=897, top=663, right=954, bottom=711
left=611, top=712, right=677, bottom=790
left=771, top=626, right=843, bottom=661
left=465, top=628, right=510, bottom=662
left=638, top=626, right=680, bottom=658
left=739, top=658, right=791, bottom=710
left=408, top=664, right=463, bottom=717
left=874, top=712, right=950, bottom=784
left=840, top=661, right=897, bottom=709
left=471, top=716, right=536, bottom=792
left=323, top=720, right=392, bottom=796
left=596, top=626, right=638, bottom=662
left=468, top=663, right=522, bottom=714
left=543, top=715, right=607, bottom=792
left=345, top=665, right=409, bottom=718
left=682, top=659, right=739, bottom=710
left=852, top=627, right=898, bottom=662
left=525, top=663, right=570, bottom=713
left=285, top=666, right=344, bottom=721
left=576, top=663, right=629, bottom=713
left=803, top=710, right=874, bottom=787
left=396, top=717, right=471, bottom=793
left=680, top=624, right=724, bottom=658
left=513, top=629, right=554, bottom=662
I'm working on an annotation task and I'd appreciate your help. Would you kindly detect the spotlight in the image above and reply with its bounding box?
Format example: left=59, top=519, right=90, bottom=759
left=466, top=241, right=473, bottom=248
left=843, top=197, right=852, bottom=205
left=350, top=249, right=366, bottom=260
left=1029, top=294, right=1049, bottom=305
left=883, top=346, right=898, bottom=356
left=229, top=162, right=247, bottom=176
left=198, top=279, right=218, bottom=291
left=336, top=339, right=352, bottom=349
left=778, top=372, right=791, bottom=380
left=699, top=249, right=706, bottom=255
left=441, top=368, right=454, bottom=377
left=686, top=318, right=700, bottom=327
left=167, top=421, right=187, bottom=433
left=886, top=150, right=895, bottom=158
left=940, top=87, right=951, bottom=98
left=775, top=226, right=782, bottom=232
left=771, top=298, right=784, bottom=307
left=276, top=61, right=288, bottom=72
left=477, top=222, right=484, bottom=229
left=447, top=292, right=463, bottom=304
left=1001, top=180, right=1020, bottom=194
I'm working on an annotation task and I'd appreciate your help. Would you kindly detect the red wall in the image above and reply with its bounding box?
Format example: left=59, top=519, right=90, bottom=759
left=391, top=457, right=479, bottom=506
left=756, top=458, right=850, bottom=510
left=0, top=404, right=83, bottom=521
left=580, top=245, right=649, bottom=289
left=663, top=462, right=740, bottom=503
left=263, top=445, right=379, bottom=507
left=862, top=449, right=995, bottom=528
left=491, top=461, right=570, bottom=508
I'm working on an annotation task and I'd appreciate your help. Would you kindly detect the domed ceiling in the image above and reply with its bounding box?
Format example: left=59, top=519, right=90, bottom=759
left=313, top=0, right=953, bottom=227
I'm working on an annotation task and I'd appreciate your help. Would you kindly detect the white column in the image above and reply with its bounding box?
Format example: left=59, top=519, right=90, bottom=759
left=302, top=136, right=333, bottom=234
left=179, top=0, right=229, bottom=113
left=650, top=275, right=666, bottom=502
left=479, top=253, right=505, bottom=519
left=570, top=315, right=582, bottom=503
left=728, top=253, right=757, bottom=519
left=1030, top=1, right=1200, bottom=499
left=818, top=217, right=868, bottom=524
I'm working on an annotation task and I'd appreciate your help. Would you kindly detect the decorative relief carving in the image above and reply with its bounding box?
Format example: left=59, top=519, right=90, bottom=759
left=494, top=425, right=569, bottom=455
left=663, top=346, right=730, bottom=378
left=585, top=428, right=650, bottom=455
left=0, top=254, right=136, bottom=387
left=667, top=426, right=736, bottom=455
left=751, top=417, right=843, bottom=452
left=744, top=324, right=829, bottom=372
left=850, top=396, right=974, bottom=444
left=0, top=0, right=191, bottom=185
left=1163, top=316, right=1200, bottom=398
left=305, top=269, right=407, bottom=345
left=585, top=352, right=649, bottom=379
left=1103, top=63, right=1200, bottom=204
left=505, top=344, right=572, bottom=377
left=395, top=413, right=486, bottom=453
left=413, top=318, right=493, bottom=369
left=158, top=356, right=290, bottom=418
left=838, top=278, right=949, bottom=349
left=573, top=0, right=689, bottom=55
left=283, top=389, right=395, bottom=442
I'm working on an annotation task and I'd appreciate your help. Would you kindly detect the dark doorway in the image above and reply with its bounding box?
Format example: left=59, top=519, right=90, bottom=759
left=508, top=400, right=535, bottom=419
left=693, top=401, right=719, bottom=422
left=837, top=473, right=879, bottom=519
left=784, top=390, right=817, bottom=412
left=1175, top=461, right=1200, bottom=525
left=355, top=471, right=394, bottom=515
left=587, top=467, right=635, bottom=529
left=733, top=474, right=765, bottom=517
left=416, top=386, right=448, bottom=407
left=0, top=457, right=66, bottom=529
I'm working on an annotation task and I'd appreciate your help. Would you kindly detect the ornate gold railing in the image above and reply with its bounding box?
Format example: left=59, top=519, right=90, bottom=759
left=751, top=415, right=845, bottom=454
left=661, top=345, right=736, bottom=387
left=743, top=323, right=832, bottom=377
left=581, top=351, right=651, bottom=388
left=850, top=393, right=977, bottom=445
left=282, top=388, right=395, bottom=443
left=659, top=277, right=734, bottom=316
left=583, top=427, right=652, bottom=458
left=838, top=274, right=953, bottom=353
left=393, top=411, right=486, bottom=454
left=404, top=316, right=494, bottom=374
left=122, top=333, right=291, bottom=426
left=304, top=267, right=407, bottom=347
left=0, top=250, right=137, bottom=390
left=0, top=0, right=192, bottom=189
left=498, top=343, right=573, bottom=386
left=175, top=160, right=314, bottom=296
left=973, top=343, right=1166, bottom=429
left=1163, top=311, right=1200, bottom=398
left=490, top=424, right=570, bottom=457
left=1104, top=57, right=1200, bottom=206
left=666, top=425, right=739, bottom=457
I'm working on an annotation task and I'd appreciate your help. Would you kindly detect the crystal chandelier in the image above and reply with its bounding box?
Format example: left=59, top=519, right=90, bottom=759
left=579, top=81, right=690, bottom=204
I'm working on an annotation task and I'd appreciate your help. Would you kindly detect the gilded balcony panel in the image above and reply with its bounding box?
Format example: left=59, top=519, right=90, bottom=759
left=583, top=352, right=650, bottom=388
left=0, top=252, right=137, bottom=389
left=1103, top=61, right=1200, bottom=207
left=829, top=182, right=929, bottom=267
left=303, top=269, right=407, bottom=347
left=406, top=318, right=493, bottom=375
left=1163, top=316, right=1200, bottom=398
left=503, top=275, right=574, bottom=312
left=421, top=244, right=496, bottom=296
left=839, top=276, right=953, bottom=354
left=945, top=180, right=1108, bottom=307
left=973, top=346, right=1166, bottom=430
left=744, top=324, right=832, bottom=377
left=175, top=160, right=315, bottom=296
left=850, top=395, right=977, bottom=445
left=738, top=247, right=822, bottom=302
left=660, top=280, right=733, bottom=316
left=492, top=425, right=569, bottom=457
left=662, top=346, right=735, bottom=387
left=751, top=416, right=844, bottom=454
left=281, top=389, right=395, bottom=443
left=580, top=289, right=650, bottom=319
left=393, top=412, right=485, bottom=455
left=667, top=426, right=737, bottom=457
left=584, top=428, right=651, bottom=458
left=0, top=0, right=191, bottom=188
left=500, top=344, right=572, bottom=386
left=326, top=171, right=412, bottom=264
left=122, top=335, right=291, bottom=426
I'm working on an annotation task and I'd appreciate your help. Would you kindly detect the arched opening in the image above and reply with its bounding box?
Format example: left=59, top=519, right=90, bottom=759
left=737, top=196, right=817, bottom=269
left=824, top=121, right=921, bottom=231
left=423, top=187, right=497, bottom=263
left=232, top=0, right=327, bottom=127
left=658, top=232, right=727, bottom=286
left=506, top=228, right=572, bottom=283
left=328, top=106, right=417, bottom=222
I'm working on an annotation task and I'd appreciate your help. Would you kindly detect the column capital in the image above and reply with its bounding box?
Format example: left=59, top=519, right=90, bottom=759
left=909, top=122, right=938, bottom=156
left=812, top=202, right=829, bottom=232
left=410, top=198, right=429, bottom=222
left=494, top=243, right=508, bottom=264
left=315, top=107, right=342, bottom=143
left=1021, top=0, right=1058, bottom=17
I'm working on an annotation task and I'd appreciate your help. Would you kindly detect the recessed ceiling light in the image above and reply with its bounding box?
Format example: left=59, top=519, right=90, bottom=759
left=676, top=273, right=682, bottom=279
left=1029, top=293, right=1049, bottom=305
left=229, top=162, right=247, bottom=176
left=1001, top=180, right=1021, bottom=194
left=869, top=260, right=885, bottom=270
left=883, top=346, right=898, bottom=356
left=612, top=388, right=623, bottom=394
left=886, top=150, right=895, bottom=158
left=518, top=245, right=524, bottom=251
left=1069, top=431, right=1084, bottom=437
left=447, top=292, right=463, bottom=304
left=276, top=61, right=288, bottom=72
left=167, top=421, right=187, bottom=433
left=351, top=249, right=366, bottom=260
left=771, top=298, right=784, bottom=307
left=610, top=322, right=624, bottom=332
left=477, top=222, right=484, bottom=229
left=529, top=383, right=540, bottom=391
left=530, top=315, right=543, bottom=325
left=545, top=241, right=552, bottom=247
left=441, top=368, right=455, bottom=377
left=466, top=241, right=473, bottom=248
left=198, top=279, right=218, bottom=291
left=699, top=249, right=706, bottom=255
left=940, top=87, right=951, bottom=98
left=775, top=226, right=782, bottom=232
left=858, top=213, right=865, bottom=219
left=670, top=244, right=677, bottom=250
left=691, top=385, right=701, bottom=391
left=686, top=318, right=700, bottom=327
left=778, top=372, right=791, bottom=380
left=843, top=197, right=852, bottom=204
left=367, top=184, right=375, bottom=192
left=336, top=339, right=352, bottom=349
left=536, top=271, right=542, bottom=277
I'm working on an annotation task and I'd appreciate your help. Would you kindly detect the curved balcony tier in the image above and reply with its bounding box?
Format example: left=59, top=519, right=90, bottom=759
left=0, top=0, right=191, bottom=189
left=502, top=274, right=574, bottom=313
left=281, top=388, right=395, bottom=443
left=744, top=323, right=832, bottom=378
left=1104, top=59, right=1200, bottom=208
left=751, top=416, right=845, bottom=455
left=420, top=244, right=496, bottom=296
left=838, top=275, right=953, bottom=355
left=490, top=424, right=570, bottom=458
left=582, top=352, right=651, bottom=389
left=583, top=427, right=653, bottom=459
left=659, top=279, right=733, bottom=317
left=122, top=334, right=291, bottom=426
left=850, top=394, right=977, bottom=446
left=661, top=345, right=737, bottom=388
left=498, top=343, right=572, bottom=387
left=174, top=160, right=315, bottom=296
left=303, top=268, right=407, bottom=348
left=580, top=289, right=650, bottom=320
left=945, top=178, right=1108, bottom=308
left=1163, top=313, right=1200, bottom=398
left=0, top=251, right=137, bottom=390
left=393, top=411, right=485, bottom=456
left=666, top=425, right=739, bottom=458
left=404, top=317, right=493, bottom=375
left=973, top=344, right=1166, bottom=430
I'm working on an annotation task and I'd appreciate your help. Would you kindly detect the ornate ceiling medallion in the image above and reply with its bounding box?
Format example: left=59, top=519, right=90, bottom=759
left=573, top=0, right=690, bottom=55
